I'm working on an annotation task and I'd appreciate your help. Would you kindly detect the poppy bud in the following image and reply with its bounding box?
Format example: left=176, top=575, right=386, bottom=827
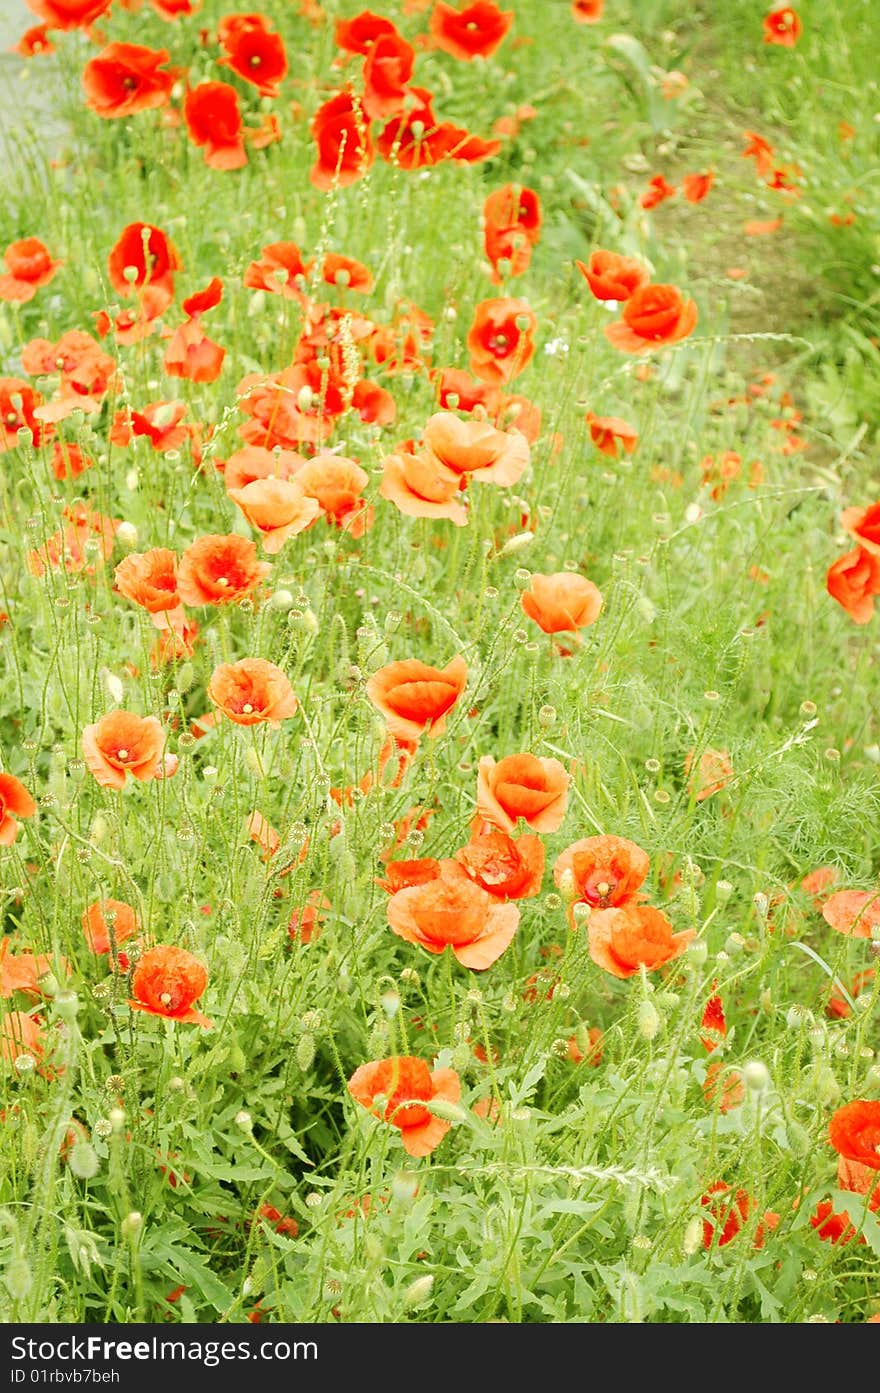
left=404, top=1275, right=434, bottom=1309
left=235, top=1110, right=253, bottom=1131
left=116, top=521, right=138, bottom=550
left=391, top=1171, right=419, bottom=1204
left=69, top=1143, right=100, bottom=1180
left=682, top=1216, right=702, bottom=1256
left=742, top=1060, right=770, bottom=1093
left=5, top=1257, right=33, bottom=1300
left=637, top=999, right=662, bottom=1040
left=55, top=990, right=79, bottom=1023
left=296, top=1034, right=315, bottom=1071
left=426, top=1097, right=467, bottom=1124
left=109, top=1108, right=125, bottom=1132
left=714, top=879, right=733, bottom=903
left=121, top=1212, right=142, bottom=1238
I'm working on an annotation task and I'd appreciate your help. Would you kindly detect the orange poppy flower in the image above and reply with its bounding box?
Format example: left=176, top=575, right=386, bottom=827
left=50, top=442, right=93, bottom=480
left=362, top=31, right=415, bottom=119
left=571, top=0, right=604, bottom=20
left=288, top=891, right=330, bottom=945
left=223, top=445, right=305, bottom=492
left=700, top=991, right=727, bottom=1052
left=0, top=773, right=36, bottom=847
left=821, top=890, right=880, bottom=939
left=422, top=411, right=530, bottom=486
left=454, top=826, right=544, bottom=900
left=701, top=1183, right=779, bottom=1249
left=296, top=455, right=371, bottom=536
left=110, top=401, right=190, bottom=452
left=829, top=1101, right=880, bottom=1172
left=587, top=903, right=694, bottom=978
left=640, top=174, right=677, bottom=210
left=0, top=940, right=65, bottom=1000
left=82, top=710, right=166, bottom=789
left=163, top=318, right=225, bottom=383
left=605, top=284, right=698, bottom=354
left=310, top=89, right=373, bottom=190
left=575, top=249, right=650, bottom=303
left=367, top=655, right=468, bottom=741
left=83, top=42, right=176, bottom=118
left=1, top=1011, right=45, bottom=1068
left=430, top=1, right=513, bottom=61
left=0, top=377, right=50, bottom=451
left=379, top=447, right=469, bottom=525
left=348, top=1055, right=461, bottom=1157
left=27, top=504, right=119, bottom=578
left=25, top=0, right=110, bottom=29
left=321, top=253, right=373, bottom=293
left=520, top=572, right=603, bottom=635
left=484, top=185, right=542, bottom=243
left=0, top=238, right=61, bottom=303
left=763, top=7, right=801, bottom=45
left=477, top=753, right=570, bottom=834
left=553, top=835, right=649, bottom=912
left=184, top=82, right=247, bottom=170
left=841, top=502, right=880, bottom=556
left=82, top=899, right=140, bottom=956
left=178, top=534, right=270, bottom=607
left=218, top=14, right=288, bottom=97
left=130, top=944, right=212, bottom=1027
left=208, top=658, right=298, bottom=727
left=800, top=866, right=839, bottom=909
left=685, top=747, right=734, bottom=801
left=227, top=477, right=321, bottom=553
left=387, top=861, right=517, bottom=971
left=114, top=549, right=182, bottom=627
left=467, top=298, right=537, bottom=385
left=378, top=858, right=443, bottom=895
left=703, top=1061, right=745, bottom=1112
left=682, top=171, right=714, bottom=203
left=810, top=1200, right=863, bottom=1246
left=435, top=368, right=502, bottom=415
left=243, top=242, right=311, bottom=299
left=584, top=412, right=638, bottom=457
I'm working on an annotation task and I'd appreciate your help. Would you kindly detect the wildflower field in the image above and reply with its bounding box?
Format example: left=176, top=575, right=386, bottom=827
left=1, top=0, right=879, bottom=1328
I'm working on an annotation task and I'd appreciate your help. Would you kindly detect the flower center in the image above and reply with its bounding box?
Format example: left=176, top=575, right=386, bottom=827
left=249, top=55, right=262, bottom=67
left=490, top=333, right=509, bottom=351
left=117, top=748, right=129, bottom=761
left=242, top=703, right=254, bottom=714
left=159, top=992, right=172, bottom=1007
left=216, top=576, right=229, bottom=587
left=122, top=76, right=138, bottom=92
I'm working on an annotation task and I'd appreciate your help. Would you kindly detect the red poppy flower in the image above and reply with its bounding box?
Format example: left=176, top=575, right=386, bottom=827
left=1, top=1011, right=45, bottom=1069
left=348, top=1055, right=460, bottom=1156
left=82, top=899, right=141, bottom=956
left=829, top=1100, right=880, bottom=1171
left=700, top=991, right=727, bottom=1052
left=362, top=32, right=415, bottom=119
left=571, top=0, right=604, bottom=20
left=50, top=442, right=93, bottom=480
left=430, top=1, right=514, bottom=61
left=703, top=1062, right=745, bottom=1113
left=467, top=297, right=537, bottom=385
left=682, top=171, right=714, bottom=203
left=243, top=242, right=311, bottom=298
left=130, top=944, right=212, bottom=1027
left=553, top=835, right=649, bottom=913
left=107, top=222, right=180, bottom=303
left=584, top=412, right=638, bottom=458
left=16, top=25, right=55, bottom=55
left=685, top=747, right=734, bottom=802
left=184, top=82, right=247, bottom=170
left=0, top=939, right=65, bottom=1000
left=841, top=502, right=880, bottom=556
left=763, top=7, right=801, bottom=46
left=310, top=89, right=373, bottom=190
left=24, top=0, right=111, bottom=29
left=587, top=904, right=694, bottom=979
left=367, top=656, right=468, bottom=740
left=701, top=1183, right=779, bottom=1249
left=821, top=890, right=880, bottom=939
left=640, top=174, right=676, bottom=209
left=477, top=754, right=569, bottom=834
left=335, top=11, right=399, bottom=55
left=110, top=401, right=189, bottom=452
left=82, top=710, right=166, bottom=790
left=178, top=534, right=270, bottom=607
left=0, top=378, right=50, bottom=451
left=0, top=773, right=36, bottom=847
left=83, top=43, right=176, bottom=118
left=809, top=1200, right=863, bottom=1246
left=0, top=238, right=61, bottom=303
left=322, top=253, right=373, bottom=292
left=218, top=14, right=288, bottom=98
left=114, top=548, right=183, bottom=631
left=520, top=572, right=603, bottom=635
left=208, top=658, right=298, bottom=727
left=376, top=88, right=500, bottom=170
left=605, top=284, right=698, bottom=353
left=454, top=826, right=544, bottom=900
left=575, top=249, right=650, bottom=302
left=388, top=860, right=519, bottom=969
